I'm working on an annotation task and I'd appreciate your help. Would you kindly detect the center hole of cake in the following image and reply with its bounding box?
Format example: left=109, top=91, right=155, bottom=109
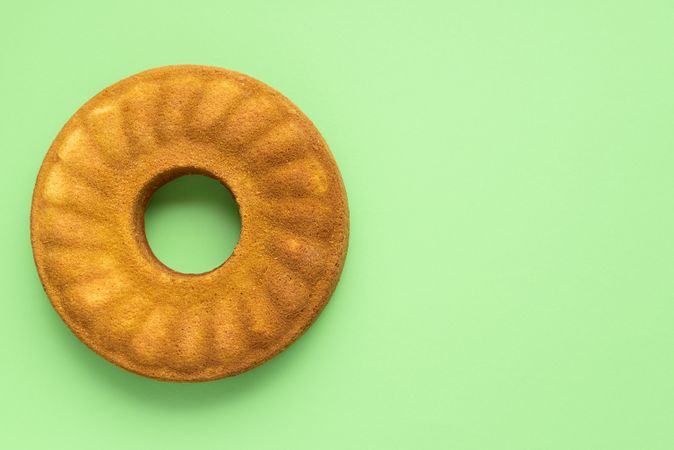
left=144, top=175, right=241, bottom=274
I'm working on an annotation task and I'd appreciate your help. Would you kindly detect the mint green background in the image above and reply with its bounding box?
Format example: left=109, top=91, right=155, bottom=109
left=144, top=175, right=242, bottom=274
left=2, top=1, right=674, bottom=449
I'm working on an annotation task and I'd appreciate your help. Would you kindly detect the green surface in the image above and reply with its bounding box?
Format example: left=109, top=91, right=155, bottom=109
left=2, top=1, right=674, bottom=449
left=144, top=175, right=241, bottom=274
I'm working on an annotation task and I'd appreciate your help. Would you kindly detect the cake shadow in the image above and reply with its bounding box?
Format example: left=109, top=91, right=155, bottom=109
left=42, top=300, right=298, bottom=408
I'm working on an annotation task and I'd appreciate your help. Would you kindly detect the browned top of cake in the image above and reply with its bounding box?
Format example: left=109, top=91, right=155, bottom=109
left=30, top=65, right=349, bottom=381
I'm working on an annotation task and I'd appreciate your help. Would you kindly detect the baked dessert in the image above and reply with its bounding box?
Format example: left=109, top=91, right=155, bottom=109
left=30, top=65, right=349, bottom=382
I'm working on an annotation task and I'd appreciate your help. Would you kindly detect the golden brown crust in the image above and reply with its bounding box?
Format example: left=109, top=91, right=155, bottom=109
left=30, top=65, right=349, bottom=382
